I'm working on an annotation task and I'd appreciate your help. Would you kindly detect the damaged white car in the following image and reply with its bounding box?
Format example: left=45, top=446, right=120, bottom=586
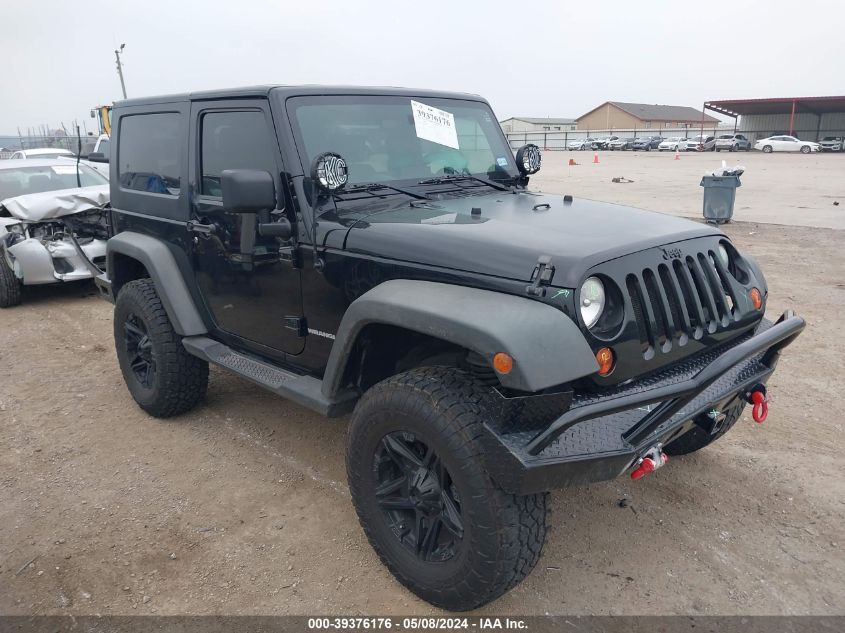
left=0, top=159, right=110, bottom=307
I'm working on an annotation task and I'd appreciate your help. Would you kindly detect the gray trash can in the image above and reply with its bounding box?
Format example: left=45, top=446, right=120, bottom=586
left=700, top=175, right=741, bottom=224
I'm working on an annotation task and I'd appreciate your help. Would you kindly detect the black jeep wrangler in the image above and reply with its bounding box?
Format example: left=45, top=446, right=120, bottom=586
left=97, top=86, right=804, bottom=610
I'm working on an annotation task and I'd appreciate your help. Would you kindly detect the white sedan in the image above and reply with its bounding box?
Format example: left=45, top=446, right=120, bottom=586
left=658, top=137, right=686, bottom=151
left=8, top=147, right=75, bottom=160
left=754, top=135, right=820, bottom=154
left=567, top=138, right=595, bottom=150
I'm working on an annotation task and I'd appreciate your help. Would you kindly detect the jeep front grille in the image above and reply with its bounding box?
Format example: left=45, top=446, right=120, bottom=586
left=625, top=250, right=737, bottom=359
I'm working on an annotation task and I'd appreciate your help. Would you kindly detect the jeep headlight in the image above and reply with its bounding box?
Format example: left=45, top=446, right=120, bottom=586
left=579, top=276, right=605, bottom=328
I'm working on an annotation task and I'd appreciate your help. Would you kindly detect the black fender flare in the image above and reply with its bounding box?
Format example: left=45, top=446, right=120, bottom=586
left=106, top=231, right=207, bottom=336
left=322, top=280, right=599, bottom=398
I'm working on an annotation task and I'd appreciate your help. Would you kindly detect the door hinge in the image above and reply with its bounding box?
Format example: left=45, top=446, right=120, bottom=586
left=187, top=219, right=216, bottom=235
left=526, top=255, right=554, bottom=296
left=284, top=316, right=307, bottom=337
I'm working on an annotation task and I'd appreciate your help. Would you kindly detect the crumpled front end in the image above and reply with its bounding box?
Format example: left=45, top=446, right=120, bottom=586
left=1, top=210, right=108, bottom=285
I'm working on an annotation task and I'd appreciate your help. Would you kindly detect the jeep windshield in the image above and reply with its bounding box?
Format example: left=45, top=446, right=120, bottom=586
left=286, top=95, right=520, bottom=194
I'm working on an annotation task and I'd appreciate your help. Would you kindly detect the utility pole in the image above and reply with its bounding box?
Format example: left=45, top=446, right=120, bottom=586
left=115, top=43, right=127, bottom=99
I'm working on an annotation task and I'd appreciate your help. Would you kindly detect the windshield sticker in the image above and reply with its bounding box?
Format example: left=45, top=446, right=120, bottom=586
left=496, top=157, right=508, bottom=167
left=51, top=165, right=79, bottom=175
left=411, top=100, right=459, bottom=150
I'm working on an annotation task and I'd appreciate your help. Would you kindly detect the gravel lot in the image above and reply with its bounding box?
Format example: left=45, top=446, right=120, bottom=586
left=1, top=151, right=843, bottom=616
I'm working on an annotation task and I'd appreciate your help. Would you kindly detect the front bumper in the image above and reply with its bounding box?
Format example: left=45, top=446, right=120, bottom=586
left=2, top=236, right=106, bottom=285
left=480, top=311, right=804, bottom=494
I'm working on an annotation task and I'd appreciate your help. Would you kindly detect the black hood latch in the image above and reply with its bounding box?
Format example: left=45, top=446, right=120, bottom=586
left=526, top=255, right=554, bottom=297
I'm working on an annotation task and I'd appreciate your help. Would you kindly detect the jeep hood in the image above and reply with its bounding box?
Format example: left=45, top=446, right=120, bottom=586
left=0, top=185, right=109, bottom=223
left=343, top=191, right=721, bottom=288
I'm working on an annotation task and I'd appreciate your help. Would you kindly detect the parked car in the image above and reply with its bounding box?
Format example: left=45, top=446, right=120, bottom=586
left=754, top=135, right=820, bottom=154
left=591, top=135, right=619, bottom=150
left=95, top=84, right=805, bottom=611
left=658, top=137, right=686, bottom=151
left=567, top=138, right=595, bottom=151
left=631, top=136, right=663, bottom=151
left=8, top=148, right=75, bottom=160
left=0, top=159, right=110, bottom=307
left=686, top=135, right=717, bottom=152
left=818, top=136, right=844, bottom=152
left=608, top=137, right=634, bottom=150
left=715, top=134, right=751, bottom=152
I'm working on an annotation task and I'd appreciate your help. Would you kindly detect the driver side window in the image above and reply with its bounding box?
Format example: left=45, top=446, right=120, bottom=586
left=200, top=110, right=277, bottom=198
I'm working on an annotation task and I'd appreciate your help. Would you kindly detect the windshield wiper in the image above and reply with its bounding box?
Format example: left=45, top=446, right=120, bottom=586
left=418, top=173, right=511, bottom=192
left=342, top=182, right=430, bottom=200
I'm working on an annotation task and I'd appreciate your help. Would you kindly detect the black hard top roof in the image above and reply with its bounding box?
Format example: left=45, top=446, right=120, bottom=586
left=115, top=85, right=485, bottom=108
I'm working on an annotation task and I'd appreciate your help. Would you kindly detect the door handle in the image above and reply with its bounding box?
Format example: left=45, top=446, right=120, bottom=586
left=278, top=243, right=302, bottom=268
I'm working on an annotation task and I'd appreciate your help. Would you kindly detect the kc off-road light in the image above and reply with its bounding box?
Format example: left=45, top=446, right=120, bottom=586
left=579, top=276, right=606, bottom=328
left=311, top=152, right=348, bottom=192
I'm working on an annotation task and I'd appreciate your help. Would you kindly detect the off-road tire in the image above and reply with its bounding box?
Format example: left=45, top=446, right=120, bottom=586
left=114, top=278, right=208, bottom=417
left=664, top=400, right=746, bottom=456
left=346, top=367, right=548, bottom=611
left=0, top=256, right=22, bottom=308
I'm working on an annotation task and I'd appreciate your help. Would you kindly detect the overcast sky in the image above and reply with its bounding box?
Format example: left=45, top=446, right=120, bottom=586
left=3, top=0, right=843, bottom=133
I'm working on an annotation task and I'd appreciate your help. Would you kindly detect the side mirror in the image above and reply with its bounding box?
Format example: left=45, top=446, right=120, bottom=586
left=221, top=169, right=276, bottom=213
left=515, top=144, right=541, bottom=176
left=87, top=152, right=109, bottom=163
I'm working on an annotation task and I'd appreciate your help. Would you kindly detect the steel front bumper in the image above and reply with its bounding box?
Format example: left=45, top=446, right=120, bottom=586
left=480, top=311, right=804, bottom=494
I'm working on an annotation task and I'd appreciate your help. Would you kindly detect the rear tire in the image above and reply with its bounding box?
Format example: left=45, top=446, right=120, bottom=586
left=347, top=367, right=548, bottom=611
left=114, top=278, right=208, bottom=417
left=0, top=256, right=22, bottom=308
left=664, top=400, right=746, bottom=456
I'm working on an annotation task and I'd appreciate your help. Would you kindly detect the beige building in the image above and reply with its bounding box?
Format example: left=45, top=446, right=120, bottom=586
left=499, top=117, right=577, bottom=133
left=576, top=101, right=719, bottom=131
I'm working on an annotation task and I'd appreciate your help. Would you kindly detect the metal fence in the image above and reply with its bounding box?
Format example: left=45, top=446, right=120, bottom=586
left=0, top=134, right=98, bottom=159
left=503, top=126, right=844, bottom=150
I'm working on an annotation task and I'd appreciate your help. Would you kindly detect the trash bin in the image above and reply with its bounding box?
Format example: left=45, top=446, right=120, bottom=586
left=700, top=175, right=741, bottom=224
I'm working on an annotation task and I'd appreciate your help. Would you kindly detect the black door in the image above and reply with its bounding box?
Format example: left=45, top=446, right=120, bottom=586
left=189, top=101, right=304, bottom=354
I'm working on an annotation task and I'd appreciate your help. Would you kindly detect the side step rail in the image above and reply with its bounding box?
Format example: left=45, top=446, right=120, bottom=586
left=181, top=336, right=357, bottom=417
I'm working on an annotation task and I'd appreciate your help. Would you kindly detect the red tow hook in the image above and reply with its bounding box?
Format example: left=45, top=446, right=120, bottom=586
left=744, top=384, right=768, bottom=424
left=630, top=445, right=669, bottom=480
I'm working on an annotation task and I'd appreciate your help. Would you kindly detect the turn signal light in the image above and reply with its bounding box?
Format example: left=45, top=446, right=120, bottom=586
left=595, top=347, right=615, bottom=376
left=749, top=287, right=762, bottom=310
left=493, top=352, right=514, bottom=374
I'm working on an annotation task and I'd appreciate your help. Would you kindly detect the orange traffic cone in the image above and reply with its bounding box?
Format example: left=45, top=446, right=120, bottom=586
left=674, top=150, right=680, bottom=160
left=593, top=152, right=600, bottom=164
left=568, top=158, right=578, bottom=166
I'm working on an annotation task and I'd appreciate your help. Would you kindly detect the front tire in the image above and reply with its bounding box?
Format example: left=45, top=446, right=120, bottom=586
left=114, top=278, right=208, bottom=417
left=763, top=145, right=773, bottom=153
left=0, top=256, right=22, bottom=308
left=347, top=367, right=548, bottom=611
left=800, top=145, right=811, bottom=154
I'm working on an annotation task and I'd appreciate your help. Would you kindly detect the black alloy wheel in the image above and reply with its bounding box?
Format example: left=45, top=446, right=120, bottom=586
left=374, top=431, right=464, bottom=562
left=124, top=313, right=155, bottom=388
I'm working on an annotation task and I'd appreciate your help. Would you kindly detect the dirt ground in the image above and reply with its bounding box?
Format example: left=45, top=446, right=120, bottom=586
left=1, top=155, right=844, bottom=615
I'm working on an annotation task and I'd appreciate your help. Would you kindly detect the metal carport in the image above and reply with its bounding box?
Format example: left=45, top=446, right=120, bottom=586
left=704, top=96, right=845, bottom=141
